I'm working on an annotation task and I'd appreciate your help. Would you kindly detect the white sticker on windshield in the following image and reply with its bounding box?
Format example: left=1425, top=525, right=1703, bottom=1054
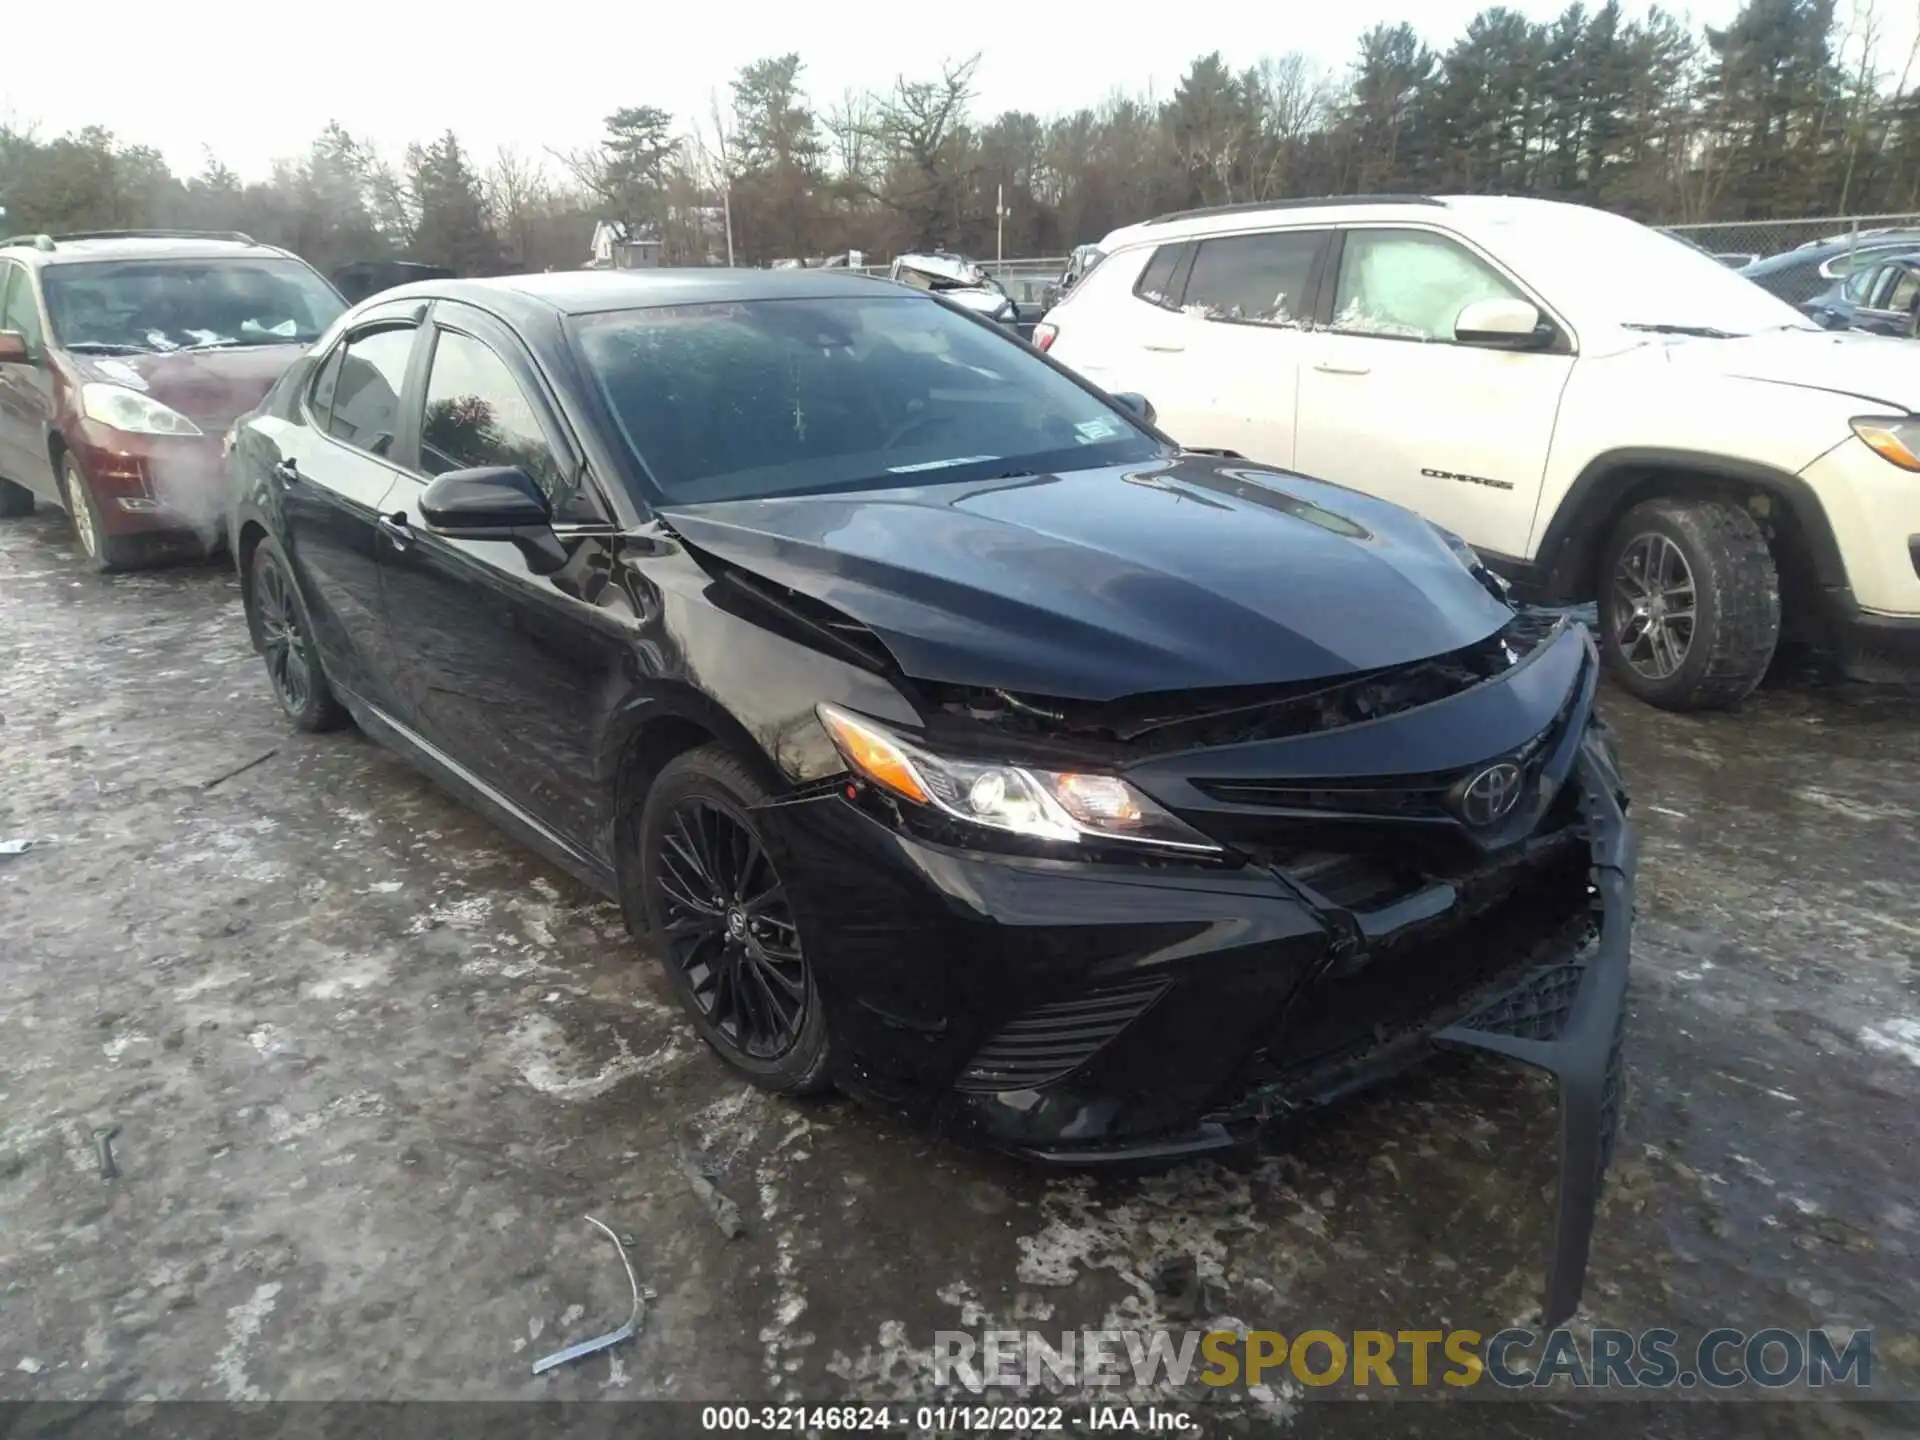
left=1075, top=418, right=1124, bottom=442
left=886, top=454, right=1000, bottom=474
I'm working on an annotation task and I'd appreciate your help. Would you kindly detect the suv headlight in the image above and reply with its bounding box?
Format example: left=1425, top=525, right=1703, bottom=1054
left=816, top=703, right=1220, bottom=855
left=80, top=383, right=203, bottom=437
left=1850, top=416, right=1920, bottom=472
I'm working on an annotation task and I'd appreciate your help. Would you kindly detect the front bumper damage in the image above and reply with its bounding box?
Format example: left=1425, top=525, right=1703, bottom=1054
left=752, top=622, right=1634, bottom=1330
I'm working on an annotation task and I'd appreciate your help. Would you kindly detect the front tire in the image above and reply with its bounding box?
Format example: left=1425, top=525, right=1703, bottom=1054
left=62, top=456, right=140, bottom=572
left=638, top=745, right=832, bottom=1095
left=247, top=536, right=350, bottom=732
left=1599, top=496, right=1780, bottom=711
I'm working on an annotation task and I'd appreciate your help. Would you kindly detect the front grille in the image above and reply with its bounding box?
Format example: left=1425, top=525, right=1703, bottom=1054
left=956, top=973, right=1171, bottom=1093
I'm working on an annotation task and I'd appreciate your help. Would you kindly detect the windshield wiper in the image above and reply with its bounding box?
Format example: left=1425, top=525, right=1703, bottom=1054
left=1621, top=323, right=1744, bottom=339
left=64, top=341, right=153, bottom=355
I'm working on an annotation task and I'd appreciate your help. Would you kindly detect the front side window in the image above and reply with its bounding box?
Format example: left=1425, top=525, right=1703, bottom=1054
left=1887, top=269, right=1920, bottom=315
left=420, top=329, right=570, bottom=503
left=573, top=294, right=1161, bottom=505
left=41, top=257, right=346, bottom=355
left=1, top=264, right=44, bottom=351
left=324, top=327, right=415, bottom=457
left=1332, top=229, right=1525, bottom=342
left=1182, top=232, right=1322, bottom=326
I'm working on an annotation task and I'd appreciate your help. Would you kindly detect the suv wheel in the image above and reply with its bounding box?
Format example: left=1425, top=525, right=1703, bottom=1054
left=636, top=745, right=832, bottom=1096
left=1599, top=497, right=1781, bottom=711
left=0, top=476, right=32, bottom=518
left=247, top=536, right=350, bottom=731
left=61, top=456, right=139, bottom=572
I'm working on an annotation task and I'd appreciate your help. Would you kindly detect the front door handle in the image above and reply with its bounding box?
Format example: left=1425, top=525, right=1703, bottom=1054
left=271, top=458, right=301, bottom=484
left=376, top=512, right=413, bottom=552
left=1143, top=342, right=1185, bottom=353
left=1313, top=361, right=1371, bottom=376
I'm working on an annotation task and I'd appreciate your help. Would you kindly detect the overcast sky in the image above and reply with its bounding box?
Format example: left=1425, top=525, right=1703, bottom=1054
left=3, top=0, right=1908, bottom=183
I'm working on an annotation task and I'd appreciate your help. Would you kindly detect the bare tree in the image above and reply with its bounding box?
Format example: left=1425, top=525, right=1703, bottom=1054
left=486, top=144, right=549, bottom=269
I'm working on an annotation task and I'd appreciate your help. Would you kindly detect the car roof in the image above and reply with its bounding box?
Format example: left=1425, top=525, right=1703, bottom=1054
left=1741, top=232, right=1920, bottom=275
left=1, top=231, right=301, bottom=267
left=1093, top=193, right=1605, bottom=251
left=380, top=268, right=911, bottom=320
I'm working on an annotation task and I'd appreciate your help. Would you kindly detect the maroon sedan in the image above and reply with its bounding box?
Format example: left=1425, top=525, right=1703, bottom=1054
left=0, top=230, right=345, bottom=570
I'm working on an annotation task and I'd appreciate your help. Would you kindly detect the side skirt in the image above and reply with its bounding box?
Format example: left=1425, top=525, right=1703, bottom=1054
left=341, top=692, right=619, bottom=900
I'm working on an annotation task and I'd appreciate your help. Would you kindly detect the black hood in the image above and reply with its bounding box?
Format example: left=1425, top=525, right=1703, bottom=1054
left=660, top=455, right=1515, bottom=701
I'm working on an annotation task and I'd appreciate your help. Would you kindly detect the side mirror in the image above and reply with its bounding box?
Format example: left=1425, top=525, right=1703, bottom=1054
left=1454, top=298, right=1553, bottom=350
left=420, top=465, right=551, bottom=536
left=0, top=331, right=32, bottom=365
left=419, top=465, right=568, bottom=574
left=1111, top=391, right=1157, bottom=426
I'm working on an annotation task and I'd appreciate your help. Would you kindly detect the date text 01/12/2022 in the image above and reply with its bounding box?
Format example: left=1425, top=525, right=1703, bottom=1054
left=698, top=1404, right=1195, bottom=1431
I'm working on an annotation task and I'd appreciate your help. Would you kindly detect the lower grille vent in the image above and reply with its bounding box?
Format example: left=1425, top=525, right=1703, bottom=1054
left=956, top=974, right=1171, bottom=1093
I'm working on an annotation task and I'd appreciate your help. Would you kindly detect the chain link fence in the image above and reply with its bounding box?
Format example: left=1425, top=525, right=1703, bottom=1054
left=1658, top=214, right=1920, bottom=268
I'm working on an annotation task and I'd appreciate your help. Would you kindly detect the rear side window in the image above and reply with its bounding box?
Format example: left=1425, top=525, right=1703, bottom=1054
left=324, top=327, right=415, bottom=457
left=1888, top=269, right=1920, bottom=314
left=1183, top=231, right=1324, bottom=326
left=1132, top=244, right=1188, bottom=308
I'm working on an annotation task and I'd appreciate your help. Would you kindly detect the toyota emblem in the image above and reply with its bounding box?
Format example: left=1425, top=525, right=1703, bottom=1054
left=1458, top=761, right=1524, bottom=827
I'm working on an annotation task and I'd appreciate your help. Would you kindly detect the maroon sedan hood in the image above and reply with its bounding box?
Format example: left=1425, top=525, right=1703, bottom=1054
left=73, top=345, right=306, bottom=430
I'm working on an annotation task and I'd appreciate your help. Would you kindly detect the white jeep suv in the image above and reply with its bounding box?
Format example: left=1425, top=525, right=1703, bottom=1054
left=1037, top=195, right=1920, bottom=710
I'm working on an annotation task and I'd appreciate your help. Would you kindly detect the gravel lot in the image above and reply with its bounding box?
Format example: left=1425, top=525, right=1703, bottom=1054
left=1, top=509, right=1916, bottom=1434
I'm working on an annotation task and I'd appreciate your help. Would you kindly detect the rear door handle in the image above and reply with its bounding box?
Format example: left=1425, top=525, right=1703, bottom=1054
left=272, top=458, right=301, bottom=484
left=1313, top=361, right=1371, bottom=376
left=1143, top=342, right=1185, bottom=353
left=376, top=512, right=413, bottom=552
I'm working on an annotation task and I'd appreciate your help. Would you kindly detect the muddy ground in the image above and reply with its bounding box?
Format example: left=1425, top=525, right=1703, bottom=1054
left=1, top=509, right=1916, bottom=1437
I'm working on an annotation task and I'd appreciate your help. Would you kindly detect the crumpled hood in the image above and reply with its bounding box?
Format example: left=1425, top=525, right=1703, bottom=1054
left=72, top=344, right=306, bottom=430
left=660, top=456, right=1515, bottom=700
left=1661, top=326, right=1920, bottom=410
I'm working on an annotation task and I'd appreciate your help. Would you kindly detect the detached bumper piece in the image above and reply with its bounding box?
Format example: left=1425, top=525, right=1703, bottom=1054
left=1433, top=747, right=1635, bottom=1328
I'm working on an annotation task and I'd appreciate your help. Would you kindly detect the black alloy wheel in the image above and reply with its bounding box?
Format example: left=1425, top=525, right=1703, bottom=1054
left=247, top=537, right=350, bottom=732
left=637, top=745, right=832, bottom=1094
left=658, top=796, right=808, bottom=1060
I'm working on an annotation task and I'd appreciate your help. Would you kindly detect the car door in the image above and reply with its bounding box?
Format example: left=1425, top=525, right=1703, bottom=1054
left=270, top=306, right=422, bottom=712
left=1156, top=228, right=1330, bottom=466
left=375, top=302, right=626, bottom=851
left=0, top=260, right=59, bottom=501
left=1847, top=264, right=1920, bottom=337
left=1293, top=226, right=1577, bottom=559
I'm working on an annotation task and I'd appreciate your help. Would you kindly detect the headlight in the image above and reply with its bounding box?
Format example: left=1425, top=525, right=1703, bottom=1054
left=815, top=703, right=1221, bottom=855
left=1850, top=416, right=1920, bottom=472
left=80, top=383, right=203, bottom=437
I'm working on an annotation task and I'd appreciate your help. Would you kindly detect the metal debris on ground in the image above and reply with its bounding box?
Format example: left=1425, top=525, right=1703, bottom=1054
left=91, top=1125, right=120, bottom=1180
left=530, top=1215, right=644, bottom=1375
left=202, top=748, right=280, bottom=792
left=677, top=1129, right=746, bottom=1239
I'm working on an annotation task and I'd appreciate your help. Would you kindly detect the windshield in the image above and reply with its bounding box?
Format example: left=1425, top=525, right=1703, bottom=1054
left=1483, top=208, right=1817, bottom=337
left=43, top=258, right=346, bottom=354
left=573, top=295, right=1160, bottom=504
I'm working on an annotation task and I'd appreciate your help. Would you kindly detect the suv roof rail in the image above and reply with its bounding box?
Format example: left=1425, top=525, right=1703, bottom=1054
left=1143, top=194, right=1443, bottom=226
left=50, top=229, right=258, bottom=246
left=0, top=234, right=58, bottom=252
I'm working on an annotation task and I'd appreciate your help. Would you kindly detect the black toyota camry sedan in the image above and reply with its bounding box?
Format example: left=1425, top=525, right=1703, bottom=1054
left=226, top=269, right=1634, bottom=1324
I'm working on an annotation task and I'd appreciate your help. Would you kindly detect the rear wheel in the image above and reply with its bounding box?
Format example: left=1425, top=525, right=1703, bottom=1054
left=637, top=745, right=832, bottom=1095
left=0, top=476, right=32, bottom=518
left=1599, top=496, right=1780, bottom=711
left=247, top=536, right=349, bottom=732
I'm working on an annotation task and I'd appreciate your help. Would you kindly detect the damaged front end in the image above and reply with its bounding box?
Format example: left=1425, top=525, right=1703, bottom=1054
left=750, top=604, right=1633, bottom=1328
